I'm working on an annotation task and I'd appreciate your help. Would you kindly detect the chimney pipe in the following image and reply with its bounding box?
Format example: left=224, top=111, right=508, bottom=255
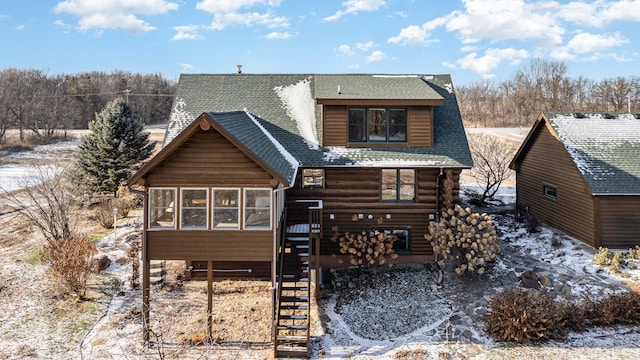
left=236, top=64, right=242, bottom=74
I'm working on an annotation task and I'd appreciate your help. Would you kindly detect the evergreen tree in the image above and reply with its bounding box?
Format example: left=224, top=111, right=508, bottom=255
left=76, top=98, right=155, bottom=196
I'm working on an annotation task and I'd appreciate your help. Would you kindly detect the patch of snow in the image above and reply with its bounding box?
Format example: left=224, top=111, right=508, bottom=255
left=244, top=109, right=299, bottom=181
left=0, top=164, right=62, bottom=192
left=165, top=98, right=195, bottom=146
left=273, top=78, right=319, bottom=149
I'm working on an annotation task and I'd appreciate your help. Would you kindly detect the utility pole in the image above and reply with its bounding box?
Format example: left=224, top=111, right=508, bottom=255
left=124, top=89, right=130, bottom=103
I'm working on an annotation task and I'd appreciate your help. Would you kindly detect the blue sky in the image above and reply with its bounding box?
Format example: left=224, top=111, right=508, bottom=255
left=1, top=0, right=639, bottom=85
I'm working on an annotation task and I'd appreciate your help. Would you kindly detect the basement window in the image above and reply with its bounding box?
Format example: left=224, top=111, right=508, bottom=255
left=543, top=185, right=557, bottom=200
left=384, top=228, right=410, bottom=252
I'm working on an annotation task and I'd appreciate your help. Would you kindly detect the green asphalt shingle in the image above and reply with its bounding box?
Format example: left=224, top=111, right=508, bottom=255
left=165, top=73, right=473, bottom=172
left=546, top=112, right=640, bottom=194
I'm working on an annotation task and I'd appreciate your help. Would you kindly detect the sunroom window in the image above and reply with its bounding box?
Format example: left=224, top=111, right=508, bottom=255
left=212, top=188, right=240, bottom=229
left=180, top=188, right=208, bottom=229
left=149, top=188, right=176, bottom=228
left=349, top=107, right=407, bottom=143
left=244, top=189, right=272, bottom=230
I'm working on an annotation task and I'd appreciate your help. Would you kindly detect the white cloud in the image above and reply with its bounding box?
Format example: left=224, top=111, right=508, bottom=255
left=551, top=31, right=629, bottom=60
left=171, top=25, right=203, bottom=41
left=324, top=0, right=386, bottom=22
left=196, top=0, right=279, bottom=13
left=209, top=12, right=288, bottom=30
left=180, top=63, right=195, bottom=72
left=355, top=41, right=377, bottom=51
left=53, top=0, right=179, bottom=34
left=366, top=50, right=387, bottom=62
left=194, top=0, right=287, bottom=31
left=336, top=44, right=356, bottom=56
left=15, top=24, right=25, bottom=31
left=449, top=47, right=529, bottom=79
left=387, top=16, right=449, bottom=45
left=265, top=31, right=291, bottom=40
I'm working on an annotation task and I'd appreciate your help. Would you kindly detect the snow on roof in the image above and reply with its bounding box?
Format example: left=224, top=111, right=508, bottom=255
left=547, top=113, right=640, bottom=191
left=273, top=77, right=319, bottom=149
left=244, top=109, right=299, bottom=179
left=164, top=98, right=194, bottom=146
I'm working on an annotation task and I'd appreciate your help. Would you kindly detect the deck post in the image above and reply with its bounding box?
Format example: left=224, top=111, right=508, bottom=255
left=207, top=260, right=213, bottom=340
left=142, top=258, right=150, bottom=343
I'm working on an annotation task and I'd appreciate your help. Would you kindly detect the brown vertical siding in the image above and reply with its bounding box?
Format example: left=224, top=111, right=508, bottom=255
left=597, top=196, right=640, bottom=248
left=515, top=126, right=596, bottom=246
left=145, top=129, right=273, bottom=187
left=321, top=105, right=433, bottom=147
left=286, top=168, right=461, bottom=256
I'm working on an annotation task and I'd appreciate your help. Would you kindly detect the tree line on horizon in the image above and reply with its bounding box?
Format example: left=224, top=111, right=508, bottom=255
left=0, top=68, right=176, bottom=143
left=457, top=59, right=640, bottom=127
left=1, top=60, right=638, bottom=144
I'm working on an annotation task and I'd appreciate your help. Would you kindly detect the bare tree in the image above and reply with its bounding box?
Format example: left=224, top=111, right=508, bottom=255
left=467, top=134, right=516, bottom=205
left=1, top=164, right=77, bottom=241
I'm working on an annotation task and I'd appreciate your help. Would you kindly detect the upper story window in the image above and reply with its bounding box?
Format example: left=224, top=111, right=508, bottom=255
left=212, top=188, right=240, bottom=229
left=348, top=108, right=407, bottom=143
left=381, top=169, right=416, bottom=202
left=180, top=188, right=208, bottom=229
left=302, top=169, right=324, bottom=189
left=149, top=188, right=176, bottom=228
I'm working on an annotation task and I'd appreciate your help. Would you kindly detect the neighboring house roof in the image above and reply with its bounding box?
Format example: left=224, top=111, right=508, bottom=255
left=163, top=73, right=472, bottom=170
left=513, top=112, right=640, bottom=195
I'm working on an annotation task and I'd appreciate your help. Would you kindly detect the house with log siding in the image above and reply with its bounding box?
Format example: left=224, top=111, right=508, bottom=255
left=126, top=73, right=472, bottom=357
left=510, top=112, right=640, bottom=249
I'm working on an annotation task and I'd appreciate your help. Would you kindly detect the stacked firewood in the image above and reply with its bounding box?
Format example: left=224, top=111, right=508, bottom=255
left=331, top=227, right=399, bottom=267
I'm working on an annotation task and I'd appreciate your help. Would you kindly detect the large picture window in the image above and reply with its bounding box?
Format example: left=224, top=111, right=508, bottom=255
left=180, top=188, right=208, bottom=229
left=212, top=188, right=240, bottom=229
left=381, top=169, right=416, bottom=202
left=349, top=107, right=407, bottom=143
left=149, top=188, right=176, bottom=228
left=244, top=189, right=272, bottom=230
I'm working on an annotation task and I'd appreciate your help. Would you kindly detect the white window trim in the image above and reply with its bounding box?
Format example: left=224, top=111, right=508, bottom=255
left=149, top=187, right=177, bottom=229
left=180, top=187, right=209, bottom=230
left=212, top=187, right=241, bottom=230
left=243, top=188, right=272, bottom=230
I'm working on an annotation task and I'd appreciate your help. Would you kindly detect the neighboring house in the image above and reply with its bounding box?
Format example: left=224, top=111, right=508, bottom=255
left=510, top=112, right=640, bottom=249
left=126, top=73, right=472, bottom=357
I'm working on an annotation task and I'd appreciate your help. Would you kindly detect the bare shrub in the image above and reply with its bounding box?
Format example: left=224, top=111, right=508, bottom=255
left=45, top=236, right=96, bottom=298
left=330, top=227, right=399, bottom=268
left=426, top=205, right=500, bottom=276
left=485, top=289, right=568, bottom=343
left=95, top=199, right=115, bottom=229
left=114, top=185, right=141, bottom=218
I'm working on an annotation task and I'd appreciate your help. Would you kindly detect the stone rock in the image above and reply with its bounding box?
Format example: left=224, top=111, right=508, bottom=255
left=519, top=270, right=541, bottom=289
left=93, top=255, right=111, bottom=273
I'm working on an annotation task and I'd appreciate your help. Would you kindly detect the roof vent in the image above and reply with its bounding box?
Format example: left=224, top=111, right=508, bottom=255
left=634, top=113, right=640, bottom=119
left=574, top=112, right=586, bottom=118
left=603, top=113, right=616, bottom=119
left=236, top=64, right=242, bottom=74
left=337, top=85, right=341, bottom=95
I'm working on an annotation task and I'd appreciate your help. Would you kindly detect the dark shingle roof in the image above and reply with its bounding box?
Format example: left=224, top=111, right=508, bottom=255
left=207, top=111, right=298, bottom=186
left=165, top=73, right=472, bottom=170
left=545, top=112, right=640, bottom=194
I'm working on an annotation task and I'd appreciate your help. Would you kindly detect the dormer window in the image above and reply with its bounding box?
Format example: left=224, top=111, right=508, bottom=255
left=348, top=107, right=407, bottom=143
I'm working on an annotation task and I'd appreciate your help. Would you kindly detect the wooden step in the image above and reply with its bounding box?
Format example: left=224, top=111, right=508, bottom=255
left=286, top=236, right=310, bottom=242
left=275, top=346, right=309, bottom=358
left=277, top=335, right=308, bottom=342
left=280, top=296, right=308, bottom=303
left=277, top=325, right=307, bottom=331
left=278, top=314, right=307, bottom=320
left=279, top=304, right=308, bottom=310
left=281, top=285, right=309, bottom=291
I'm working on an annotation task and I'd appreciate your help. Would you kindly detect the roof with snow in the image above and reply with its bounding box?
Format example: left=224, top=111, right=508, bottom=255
left=529, top=112, right=640, bottom=195
left=164, top=73, right=472, bottom=170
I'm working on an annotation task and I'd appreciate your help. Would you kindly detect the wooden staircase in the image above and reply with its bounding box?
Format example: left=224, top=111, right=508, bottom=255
left=274, top=234, right=311, bottom=358
left=274, top=201, right=322, bottom=359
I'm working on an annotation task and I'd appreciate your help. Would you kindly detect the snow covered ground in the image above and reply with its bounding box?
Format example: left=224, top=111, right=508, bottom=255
left=1, top=132, right=640, bottom=359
